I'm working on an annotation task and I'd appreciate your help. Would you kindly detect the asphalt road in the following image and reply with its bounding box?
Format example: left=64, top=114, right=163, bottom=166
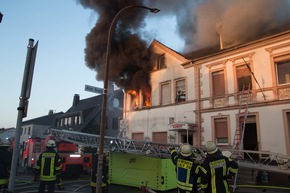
left=13, top=173, right=290, bottom=193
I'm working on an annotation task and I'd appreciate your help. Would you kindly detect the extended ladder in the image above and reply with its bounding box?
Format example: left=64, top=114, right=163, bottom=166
left=49, top=128, right=290, bottom=173
left=232, top=84, right=251, bottom=158
left=49, top=128, right=204, bottom=158
left=232, top=84, right=250, bottom=192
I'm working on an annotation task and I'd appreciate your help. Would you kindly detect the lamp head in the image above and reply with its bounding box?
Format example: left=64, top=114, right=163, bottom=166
left=150, top=8, right=160, bottom=14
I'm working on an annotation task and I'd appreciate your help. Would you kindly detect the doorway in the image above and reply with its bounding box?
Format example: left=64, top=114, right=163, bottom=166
left=181, top=134, right=193, bottom=145
left=243, top=115, right=258, bottom=151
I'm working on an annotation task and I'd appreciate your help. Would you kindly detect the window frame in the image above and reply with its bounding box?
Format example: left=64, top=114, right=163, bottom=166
left=275, top=55, right=290, bottom=86
left=160, top=81, right=171, bottom=105
left=157, top=54, right=166, bottom=70
left=270, top=52, right=290, bottom=87
left=211, top=69, right=226, bottom=97
left=175, top=78, right=186, bottom=103
left=212, top=115, right=230, bottom=146
left=236, top=64, right=253, bottom=91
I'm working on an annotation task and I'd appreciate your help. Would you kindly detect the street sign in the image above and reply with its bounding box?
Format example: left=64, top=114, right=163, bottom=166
left=84, top=84, right=104, bottom=94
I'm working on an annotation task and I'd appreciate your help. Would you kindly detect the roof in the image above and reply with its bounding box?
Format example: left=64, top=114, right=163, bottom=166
left=184, top=27, right=290, bottom=61
left=22, top=112, right=64, bottom=126
left=55, top=89, right=124, bottom=132
left=66, top=95, right=103, bottom=113
left=0, top=127, right=15, bottom=134
left=150, top=39, right=188, bottom=62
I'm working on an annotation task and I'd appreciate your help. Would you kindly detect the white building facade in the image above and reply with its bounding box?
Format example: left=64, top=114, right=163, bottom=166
left=123, top=31, right=290, bottom=156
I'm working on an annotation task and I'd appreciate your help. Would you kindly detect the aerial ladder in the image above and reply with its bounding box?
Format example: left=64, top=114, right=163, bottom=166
left=49, top=128, right=290, bottom=174
left=48, top=127, right=290, bottom=191
left=48, top=128, right=202, bottom=158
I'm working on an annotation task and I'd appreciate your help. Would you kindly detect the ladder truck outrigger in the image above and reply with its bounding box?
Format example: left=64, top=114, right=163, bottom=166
left=48, top=127, right=290, bottom=192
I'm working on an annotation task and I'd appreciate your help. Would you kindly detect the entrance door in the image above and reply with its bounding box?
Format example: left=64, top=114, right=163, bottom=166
left=181, top=134, right=193, bottom=145
left=243, top=115, right=258, bottom=151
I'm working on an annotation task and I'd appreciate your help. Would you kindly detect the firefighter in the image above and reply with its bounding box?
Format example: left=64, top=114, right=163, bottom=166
left=200, top=141, right=238, bottom=193
left=90, top=150, right=109, bottom=193
left=0, top=139, right=12, bottom=193
left=54, top=146, right=64, bottom=190
left=170, top=143, right=200, bottom=193
left=35, top=140, right=62, bottom=193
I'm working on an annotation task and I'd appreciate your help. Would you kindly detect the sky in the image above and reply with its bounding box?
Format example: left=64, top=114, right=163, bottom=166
left=2, top=0, right=289, bottom=129
left=0, top=0, right=184, bottom=128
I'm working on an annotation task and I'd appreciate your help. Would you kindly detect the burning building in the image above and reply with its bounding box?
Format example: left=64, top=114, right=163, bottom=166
left=77, top=0, right=290, bottom=155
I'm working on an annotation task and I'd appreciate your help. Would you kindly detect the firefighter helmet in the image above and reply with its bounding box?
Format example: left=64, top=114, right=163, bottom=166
left=0, top=139, right=10, bottom=147
left=46, top=140, right=56, bottom=148
left=205, top=141, right=218, bottom=154
left=180, top=143, right=192, bottom=157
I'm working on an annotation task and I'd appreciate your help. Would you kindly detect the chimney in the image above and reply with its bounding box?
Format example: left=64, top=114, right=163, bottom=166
left=216, top=22, right=224, bottom=49
left=73, top=94, right=80, bottom=106
left=48, top=110, right=54, bottom=115
left=219, top=34, right=224, bottom=49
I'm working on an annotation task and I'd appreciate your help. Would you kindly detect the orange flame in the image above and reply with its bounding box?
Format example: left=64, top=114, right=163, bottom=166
left=128, top=87, right=151, bottom=108
left=128, top=90, right=139, bottom=109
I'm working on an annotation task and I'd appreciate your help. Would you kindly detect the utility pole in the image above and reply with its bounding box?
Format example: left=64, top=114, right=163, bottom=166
left=8, top=39, right=38, bottom=193
left=96, top=5, right=159, bottom=193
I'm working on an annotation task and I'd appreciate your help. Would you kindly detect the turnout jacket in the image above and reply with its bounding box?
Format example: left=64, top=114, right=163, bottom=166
left=200, top=151, right=238, bottom=193
left=36, top=148, right=62, bottom=181
left=170, top=148, right=200, bottom=192
left=0, top=148, right=12, bottom=185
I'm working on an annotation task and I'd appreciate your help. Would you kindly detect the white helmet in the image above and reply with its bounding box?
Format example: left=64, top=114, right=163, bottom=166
left=0, top=139, right=10, bottom=147
left=180, top=143, right=192, bottom=157
left=46, top=140, right=56, bottom=148
left=205, top=141, right=218, bottom=154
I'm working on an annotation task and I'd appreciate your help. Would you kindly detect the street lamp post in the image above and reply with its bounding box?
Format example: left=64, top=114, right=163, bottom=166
left=96, top=5, right=159, bottom=193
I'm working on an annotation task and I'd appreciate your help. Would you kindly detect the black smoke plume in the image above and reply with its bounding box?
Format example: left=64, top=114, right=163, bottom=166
left=77, top=0, right=290, bottom=90
left=77, top=0, right=154, bottom=92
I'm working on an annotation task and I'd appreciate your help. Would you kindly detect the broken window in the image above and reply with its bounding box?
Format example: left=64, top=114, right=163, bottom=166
left=236, top=64, right=252, bottom=91
left=175, top=79, right=186, bottom=103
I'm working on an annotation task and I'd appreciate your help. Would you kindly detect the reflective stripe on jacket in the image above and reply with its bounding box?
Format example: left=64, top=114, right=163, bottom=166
left=0, top=178, right=8, bottom=185
left=170, top=149, right=200, bottom=191
left=36, top=149, right=62, bottom=181
left=200, top=154, right=238, bottom=193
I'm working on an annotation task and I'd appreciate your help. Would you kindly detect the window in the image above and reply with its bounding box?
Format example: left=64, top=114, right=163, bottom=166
left=236, top=65, right=252, bottom=91
left=175, top=79, right=186, bottom=102
left=132, top=132, right=144, bottom=141
left=214, top=118, right=228, bottom=144
left=275, top=55, right=290, bottom=85
left=212, top=70, right=225, bottom=96
left=112, top=118, right=118, bottom=130
left=161, top=82, right=170, bottom=105
left=128, top=90, right=139, bottom=109
left=68, top=117, right=72, bottom=126
left=152, top=132, right=167, bottom=143
left=157, top=54, right=165, bottom=70
left=74, top=116, right=78, bottom=125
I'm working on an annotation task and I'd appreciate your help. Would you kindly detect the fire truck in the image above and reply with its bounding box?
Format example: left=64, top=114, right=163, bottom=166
left=21, top=135, right=92, bottom=176
left=49, top=128, right=290, bottom=192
